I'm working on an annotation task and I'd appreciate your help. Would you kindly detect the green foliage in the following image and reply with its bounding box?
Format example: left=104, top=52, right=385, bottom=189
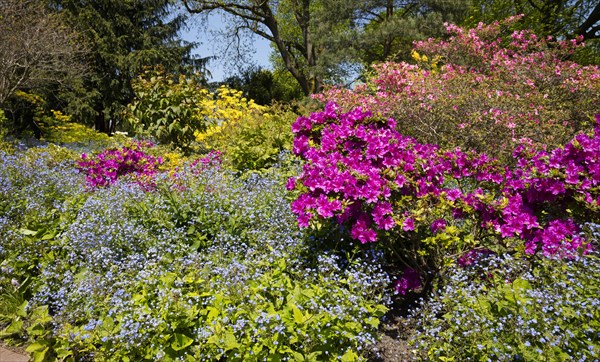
left=126, top=68, right=210, bottom=152
left=50, top=0, right=202, bottom=133
left=0, top=149, right=390, bottom=360
left=465, top=0, right=590, bottom=38
left=412, top=253, right=600, bottom=361
left=356, top=0, right=471, bottom=64
left=1, top=91, right=46, bottom=138
left=0, top=109, right=10, bottom=151
left=223, top=67, right=304, bottom=105
left=201, top=104, right=297, bottom=171
left=45, top=256, right=387, bottom=361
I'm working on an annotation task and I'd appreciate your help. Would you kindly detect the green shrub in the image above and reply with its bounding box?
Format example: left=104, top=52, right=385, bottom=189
left=126, top=67, right=211, bottom=153
left=200, top=103, right=297, bottom=171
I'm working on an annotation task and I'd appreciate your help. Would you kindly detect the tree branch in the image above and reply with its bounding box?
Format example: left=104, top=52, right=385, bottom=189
left=576, top=2, right=600, bottom=39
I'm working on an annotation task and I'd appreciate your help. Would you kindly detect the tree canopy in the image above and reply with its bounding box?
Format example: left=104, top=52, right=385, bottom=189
left=49, top=0, right=204, bottom=133
left=183, top=0, right=469, bottom=95
left=0, top=0, right=86, bottom=107
left=466, top=0, right=600, bottom=40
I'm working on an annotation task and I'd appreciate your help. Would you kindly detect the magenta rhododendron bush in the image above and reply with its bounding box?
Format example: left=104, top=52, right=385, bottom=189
left=77, top=142, right=163, bottom=187
left=289, top=103, right=599, bottom=276
left=315, top=17, right=600, bottom=163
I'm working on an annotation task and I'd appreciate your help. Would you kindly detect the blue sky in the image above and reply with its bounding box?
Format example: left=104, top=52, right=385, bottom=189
left=180, top=13, right=273, bottom=82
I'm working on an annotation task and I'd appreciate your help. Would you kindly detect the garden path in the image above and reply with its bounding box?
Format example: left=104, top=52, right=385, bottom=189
left=0, top=345, right=27, bottom=362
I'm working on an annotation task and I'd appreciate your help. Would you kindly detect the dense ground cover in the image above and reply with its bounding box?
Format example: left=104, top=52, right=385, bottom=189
left=0, top=142, right=389, bottom=361
left=1, top=18, right=600, bottom=362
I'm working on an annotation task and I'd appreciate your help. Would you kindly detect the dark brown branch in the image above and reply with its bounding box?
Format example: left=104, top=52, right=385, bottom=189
left=576, top=2, right=600, bottom=39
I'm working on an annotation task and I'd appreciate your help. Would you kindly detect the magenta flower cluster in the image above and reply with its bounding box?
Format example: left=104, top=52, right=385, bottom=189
left=77, top=142, right=163, bottom=188
left=394, top=267, right=422, bottom=295
left=289, top=103, right=599, bottom=258
left=190, top=150, right=222, bottom=173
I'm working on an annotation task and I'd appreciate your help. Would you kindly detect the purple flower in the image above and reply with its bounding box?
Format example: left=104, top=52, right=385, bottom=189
left=394, top=268, right=421, bottom=295
left=403, top=217, right=415, bottom=231
left=316, top=194, right=342, bottom=217
left=286, top=177, right=296, bottom=191
left=77, top=142, right=161, bottom=189
left=431, top=219, right=446, bottom=233
left=351, top=213, right=377, bottom=243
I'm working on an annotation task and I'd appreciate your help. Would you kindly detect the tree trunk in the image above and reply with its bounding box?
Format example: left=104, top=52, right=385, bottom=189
left=94, top=110, right=108, bottom=134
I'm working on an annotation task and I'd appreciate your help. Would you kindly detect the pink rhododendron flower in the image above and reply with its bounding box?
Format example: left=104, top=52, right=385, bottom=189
left=403, top=217, right=415, bottom=231
left=77, top=142, right=162, bottom=188
left=431, top=219, right=447, bottom=234
left=286, top=177, right=296, bottom=191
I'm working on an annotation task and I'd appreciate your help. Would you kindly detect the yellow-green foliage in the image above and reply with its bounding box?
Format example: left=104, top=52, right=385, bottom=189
left=196, top=89, right=296, bottom=171
left=126, top=68, right=296, bottom=169
left=0, top=109, right=13, bottom=153
left=21, top=144, right=80, bottom=165
left=40, top=110, right=115, bottom=145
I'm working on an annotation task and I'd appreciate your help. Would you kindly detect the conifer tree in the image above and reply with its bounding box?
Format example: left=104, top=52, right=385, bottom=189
left=50, top=0, right=202, bottom=133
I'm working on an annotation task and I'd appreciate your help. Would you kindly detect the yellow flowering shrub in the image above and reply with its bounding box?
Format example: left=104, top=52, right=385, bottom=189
left=126, top=67, right=295, bottom=169
left=198, top=98, right=296, bottom=171
left=195, top=86, right=266, bottom=141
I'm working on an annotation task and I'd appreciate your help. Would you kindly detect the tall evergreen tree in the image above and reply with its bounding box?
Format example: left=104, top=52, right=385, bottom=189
left=466, top=0, right=599, bottom=40
left=49, top=0, right=202, bottom=133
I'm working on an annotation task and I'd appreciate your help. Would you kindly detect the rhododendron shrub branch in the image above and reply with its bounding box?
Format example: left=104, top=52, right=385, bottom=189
left=77, top=142, right=163, bottom=188
left=289, top=105, right=599, bottom=269
left=315, top=17, right=600, bottom=164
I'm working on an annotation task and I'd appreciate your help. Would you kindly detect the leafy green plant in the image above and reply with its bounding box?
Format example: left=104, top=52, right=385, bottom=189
left=48, top=255, right=387, bottom=361
left=126, top=67, right=211, bottom=152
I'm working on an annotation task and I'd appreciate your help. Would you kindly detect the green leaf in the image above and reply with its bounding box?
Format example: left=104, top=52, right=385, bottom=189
left=18, top=228, right=37, bottom=236
left=16, top=300, right=28, bottom=317
left=512, top=278, right=531, bottom=291
left=26, top=341, right=48, bottom=353
left=305, top=351, right=322, bottom=361
left=223, top=332, right=239, bottom=351
left=291, top=351, right=305, bottom=361
left=1, top=320, right=23, bottom=336
left=40, top=230, right=57, bottom=240
left=171, top=333, right=194, bottom=351
left=365, top=317, right=380, bottom=328
left=341, top=350, right=359, bottom=362
left=31, top=348, right=49, bottom=362
left=26, top=323, right=46, bottom=337
left=438, top=357, right=455, bottom=362
left=55, top=347, right=73, bottom=359
left=291, top=305, right=304, bottom=324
